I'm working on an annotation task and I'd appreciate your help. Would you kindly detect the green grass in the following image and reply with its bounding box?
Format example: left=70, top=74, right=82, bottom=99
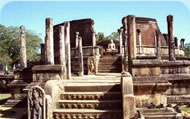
left=0, top=93, right=11, bottom=105
left=181, top=106, right=190, bottom=114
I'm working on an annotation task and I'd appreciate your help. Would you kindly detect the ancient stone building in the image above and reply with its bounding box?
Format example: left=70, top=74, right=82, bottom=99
left=6, top=15, right=190, bottom=119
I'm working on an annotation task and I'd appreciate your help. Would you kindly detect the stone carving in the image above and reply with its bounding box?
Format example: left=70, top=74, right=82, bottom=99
left=87, top=57, right=97, bottom=75
left=28, top=86, right=46, bottom=119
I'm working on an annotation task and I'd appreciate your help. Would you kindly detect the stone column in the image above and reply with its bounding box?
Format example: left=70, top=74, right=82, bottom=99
left=78, top=36, right=84, bottom=76
left=92, top=30, right=96, bottom=47
left=156, top=30, right=161, bottom=60
left=167, top=15, right=176, bottom=61
left=92, top=30, right=96, bottom=56
left=137, top=29, right=142, bottom=54
left=122, top=17, right=128, bottom=72
left=20, top=26, right=27, bottom=68
left=118, top=28, right=123, bottom=55
left=174, top=37, right=178, bottom=47
left=180, top=38, right=185, bottom=48
left=59, top=26, right=66, bottom=66
left=40, top=43, right=45, bottom=64
left=75, top=32, right=79, bottom=48
left=127, top=15, right=136, bottom=74
left=64, top=22, right=71, bottom=80
left=45, top=18, right=54, bottom=64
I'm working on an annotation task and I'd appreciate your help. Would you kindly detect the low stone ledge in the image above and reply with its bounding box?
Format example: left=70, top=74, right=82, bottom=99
left=32, top=65, right=65, bottom=72
left=132, top=59, right=161, bottom=67
left=162, top=74, right=190, bottom=81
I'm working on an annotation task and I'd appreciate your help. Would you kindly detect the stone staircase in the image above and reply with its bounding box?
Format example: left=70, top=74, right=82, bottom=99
left=98, top=56, right=122, bottom=73
left=139, top=108, right=180, bottom=119
left=53, top=79, right=122, bottom=119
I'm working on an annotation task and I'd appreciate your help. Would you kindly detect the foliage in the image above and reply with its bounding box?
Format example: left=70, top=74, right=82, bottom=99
left=184, top=43, right=190, bottom=57
left=0, top=25, right=42, bottom=68
left=96, top=32, right=119, bottom=43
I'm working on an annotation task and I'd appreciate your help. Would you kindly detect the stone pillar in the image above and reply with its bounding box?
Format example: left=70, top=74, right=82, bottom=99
left=58, top=26, right=66, bottom=76
left=45, top=18, right=54, bottom=64
left=92, top=30, right=96, bottom=56
left=122, top=17, right=128, bottom=72
left=127, top=15, right=136, bottom=74
left=118, top=28, right=123, bottom=55
left=156, top=30, right=161, bottom=60
left=64, top=22, right=71, bottom=80
left=167, top=15, right=176, bottom=61
left=92, top=30, right=96, bottom=47
left=40, top=43, right=45, bottom=64
left=20, top=26, right=27, bottom=68
left=137, top=29, right=142, bottom=54
left=121, top=72, right=136, bottom=119
left=174, top=37, right=178, bottom=47
left=78, top=36, right=84, bottom=76
left=180, top=38, right=185, bottom=48
left=75, top=32, right=79, bottom=48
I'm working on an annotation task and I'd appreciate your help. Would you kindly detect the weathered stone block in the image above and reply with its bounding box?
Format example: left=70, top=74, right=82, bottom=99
left=132, top=67, right=160, bottom=76
left=123, top=94, right=136, bottom=119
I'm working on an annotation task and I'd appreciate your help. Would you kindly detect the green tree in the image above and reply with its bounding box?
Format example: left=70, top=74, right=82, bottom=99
left=0, top=25, right=42, bottom=67
left=96, top=32, right=119, bottom=43
left=107, top=32, right=119, bottom=41
left=184, top=43, right=190, bottom=57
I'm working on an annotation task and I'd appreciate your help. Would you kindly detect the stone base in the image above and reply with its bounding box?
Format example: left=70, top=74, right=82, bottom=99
left=8, top=80, right=28, bottom=100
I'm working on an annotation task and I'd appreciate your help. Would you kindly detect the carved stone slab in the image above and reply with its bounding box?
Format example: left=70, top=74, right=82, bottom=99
left=28, top=86, right=46, bottom=119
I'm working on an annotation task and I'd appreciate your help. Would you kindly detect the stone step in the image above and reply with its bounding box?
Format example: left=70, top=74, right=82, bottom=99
left=139, top=108, right=178, bottom=119
left=98, top=65, right=121, bottom=69
left=64, top=84, right=121, bottom=92
left=60, top=92, right=122, bottom=100
left=57, top=100, right=122, bottom=110
left=144, top=115, right=177, bottom=119
left=53, top=109, right=122, bottom=119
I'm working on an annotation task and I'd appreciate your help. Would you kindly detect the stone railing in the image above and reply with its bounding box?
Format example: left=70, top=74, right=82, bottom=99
left=121, top=72, right=136, bottom=119
left=71, top=46, right=101, bottom=57
left=136, top=45, right=185, bottom=57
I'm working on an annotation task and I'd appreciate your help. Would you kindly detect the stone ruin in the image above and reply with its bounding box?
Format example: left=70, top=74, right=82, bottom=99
left=4, top=14, right=190, bottom=119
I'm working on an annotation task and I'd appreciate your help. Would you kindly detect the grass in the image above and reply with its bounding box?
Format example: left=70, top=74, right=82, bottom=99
left=181, top=106, right=190, bottom=114
left=0, top=93, right=11, bottom=105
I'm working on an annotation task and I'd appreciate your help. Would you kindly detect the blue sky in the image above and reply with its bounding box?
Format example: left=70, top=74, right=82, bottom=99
left=1, top=1, right=190, bottom=43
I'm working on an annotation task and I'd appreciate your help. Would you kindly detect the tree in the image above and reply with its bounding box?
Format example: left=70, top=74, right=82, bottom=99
left=107, top=32, right=119, bottom=41
left=184, top=43, right=190, bottom=57
left=0, top=25, right=42, bottom=68
left=96, top=31, right=119, bottom=43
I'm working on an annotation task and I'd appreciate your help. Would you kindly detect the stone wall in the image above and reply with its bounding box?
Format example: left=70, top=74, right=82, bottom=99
left=54, top=19, right=95, bottom=64
left=136, top=17, right=167, bottom=46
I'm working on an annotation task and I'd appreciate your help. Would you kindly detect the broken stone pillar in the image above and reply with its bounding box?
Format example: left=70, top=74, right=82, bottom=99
left=167, top=15, right=176, bottom=61
left=45, top=18, right=54, bottom=64
left=118, top=28, right=123, bottom=55
left=122, top=17, right=128, bottom=72
left=75, top=32, right=79, bottom=48
left=20, top=26, right=27, bottom=68
left=174, top=37, right=178, bottom=47
left=121, top=72, right=136, bottom=119
left=59, top=26, right=67, bottom=78
left=180, top=38, right=185, bottom=48
left=78, top=36, right=84, bottom=76
left=40, top=43, right=45, bottom=64
left=64, top=22, right=71, bottom=80
left=137, top=29, right=142, bottom=54
left=156, top=30, right=161, bottom=60
left=92, top=30, right=96, bottom=47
